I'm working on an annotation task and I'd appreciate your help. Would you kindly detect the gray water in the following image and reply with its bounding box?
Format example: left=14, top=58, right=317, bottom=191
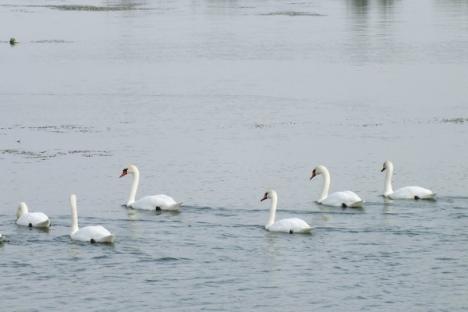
left=1, top=0, right=468, bottom=310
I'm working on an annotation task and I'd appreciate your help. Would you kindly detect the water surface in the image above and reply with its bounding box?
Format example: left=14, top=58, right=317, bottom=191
left=1, top=0, right=468, bottom=311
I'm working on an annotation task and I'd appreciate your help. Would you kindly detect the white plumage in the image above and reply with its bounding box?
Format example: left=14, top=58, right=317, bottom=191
left=120, top=164, right=182, bottom=211
left=310, top=165, right=363, bottom=208
left=69, top=194, right=114, bottom=243
left=261, top=190, right=312, bottom=234
left=381, top=161, right=435, bottom=200
left=16, top=202, right=50, bottom=228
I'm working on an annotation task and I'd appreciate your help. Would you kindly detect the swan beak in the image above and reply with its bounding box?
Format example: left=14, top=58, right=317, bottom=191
left=119, top=171, right=127, bottom=178
left=260, top=195, right=268, bottom=202
left=309, top=173, right=316, bottom=180
left=381, top=167, right=386, bottom=172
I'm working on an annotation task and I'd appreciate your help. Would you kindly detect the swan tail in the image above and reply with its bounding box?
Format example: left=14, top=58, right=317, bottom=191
left=421, top=193, right=436, bottom=200
left=98, top=235, right=114, bottom=243
left=169, top=202, right=183, bottom=210
left=349, top=200, right=364, bottom=208
left=35, top=219, right=51, bottom=228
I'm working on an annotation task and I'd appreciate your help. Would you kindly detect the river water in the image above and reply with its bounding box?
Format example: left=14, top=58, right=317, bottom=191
left=1, top=0, right=468, bottom=311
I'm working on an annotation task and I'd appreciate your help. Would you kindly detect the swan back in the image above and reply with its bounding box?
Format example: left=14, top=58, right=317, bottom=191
left=266, top=218, right=312, bottom=233
left=16, top=202, right=29, bottom=219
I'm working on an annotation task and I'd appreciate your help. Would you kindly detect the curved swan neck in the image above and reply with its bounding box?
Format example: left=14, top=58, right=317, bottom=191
left=266, top=191, right=278, bottom=227
left=17, top=202, right=28, bottom=219
left=319, top=167, right=331, bottom=202
left=384, top=164, right=394, bottom=196
left=70, top=195, right=79, bottom=234
left=128, top=168, right=140, bottom=206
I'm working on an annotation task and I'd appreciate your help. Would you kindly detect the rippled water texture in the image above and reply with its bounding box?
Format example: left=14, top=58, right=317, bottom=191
left=1, top=0, right=468, bottom=311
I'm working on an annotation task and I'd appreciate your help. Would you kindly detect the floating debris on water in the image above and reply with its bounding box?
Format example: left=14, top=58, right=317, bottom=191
left=0, top=4, right=147, bottom=11
left=31, top=39, right=72, bottom=44
left=46, top=4, right=140, bottom=11
left=362, top=123, right=383, bottom=127
left=68, top=150, right=112, bottom=157
left=9, top=37, right=16, bottom=45
left=441, top=117, right=468, bottom=124
left=261, top=11, right=325, bottom=17
left=0, top=149, right=112, bottom=160
left=254, top=121, right=297, bottom=129
left=24, top=124, right=97, bottom=133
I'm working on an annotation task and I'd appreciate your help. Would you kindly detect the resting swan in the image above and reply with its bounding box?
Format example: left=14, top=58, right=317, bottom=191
left=261, top=190, right=312, bottom=234
left=310, top=165, right=363, bottom=208
left=16, top=202, right=50, bottom=228
left=381, top=160, right=435, bottom=200
left=120, top=164, right=182, bottom=211
left=70, top=194, right=114, bottom=243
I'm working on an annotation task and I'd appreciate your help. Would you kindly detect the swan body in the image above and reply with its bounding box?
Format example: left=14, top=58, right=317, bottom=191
left=381, top=161, right=435, bottom=200
left=16, top=202, right=50, bottom=228
left=0, top=233, right=3, bottom=242
left=310, top=165, right=363, bottom=208
left=261, top=190, right=312, bottom=234
left=120, top=165, right=182, bottom=211
left=69, top=194, right=114, bottom=243
left=128, top=195, right=181, bottom=211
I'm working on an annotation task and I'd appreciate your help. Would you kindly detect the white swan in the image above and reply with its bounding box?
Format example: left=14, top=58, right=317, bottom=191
left=381, top=160, right=435, bottom=200
left=0, top=233, right=3, bottom=242
left=310, top=165, right=363, bottom=208
left=70, top=194, right=114, bottom=243
left=120, top=164, right=182, bottom=211
left=16, top=202, right=50, bottom=228
left=260, top=190, right=312, bottom=234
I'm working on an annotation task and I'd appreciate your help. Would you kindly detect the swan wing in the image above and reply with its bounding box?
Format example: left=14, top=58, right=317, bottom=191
left=130, top=195, right=181, bottom=210
left=72, top=225, right=114, bottom=243
left=391, top=186, right=435, bottom=199
left=267, top=218, right=312, bottom=233
left=17, top=212, right=50, bottom=228
left=321, top=191, right=363, bottom=208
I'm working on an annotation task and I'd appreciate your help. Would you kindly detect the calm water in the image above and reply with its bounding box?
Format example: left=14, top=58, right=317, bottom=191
left=1, top=0, right=468, bottom=310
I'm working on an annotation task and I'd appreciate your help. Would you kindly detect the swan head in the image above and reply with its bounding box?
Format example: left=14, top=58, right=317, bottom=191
left=310, top=165, right=327, bottom=180
left=16, top=202, right=29, bottom=219
left=381, top=160, right=394, bottom=172
left=120, top=164, right=138, bottom=178
left=260, top=190, right=277, bottom=202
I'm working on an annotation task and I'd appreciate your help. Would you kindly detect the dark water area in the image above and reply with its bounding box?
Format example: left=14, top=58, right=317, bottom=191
left=1, top=0, right=468, bottom=311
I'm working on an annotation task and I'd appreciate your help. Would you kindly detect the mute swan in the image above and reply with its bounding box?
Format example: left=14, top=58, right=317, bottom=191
left=120, top=164, right=182, bottom=211
left=70, top=194, right=114, bottom=243
left=260, top=190, right=312, bottom=234
left=310, top=165, right=363, bottom=208
left=16, top=202, right=50, bottom=228
left=381, top=160, right=435, bottom=200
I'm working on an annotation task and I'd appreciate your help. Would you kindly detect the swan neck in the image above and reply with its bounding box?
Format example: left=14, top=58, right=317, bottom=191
left=128, top=170, right=140, bottom=206
left=267, top=193, right=278, bottom=227
left=17, top=203, right=28, bottom=219
left=319, top=168, right=331, bottom=202
left=384, top=166, right=394, bottom=196
left=71, top=198, right=79, bottom=234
